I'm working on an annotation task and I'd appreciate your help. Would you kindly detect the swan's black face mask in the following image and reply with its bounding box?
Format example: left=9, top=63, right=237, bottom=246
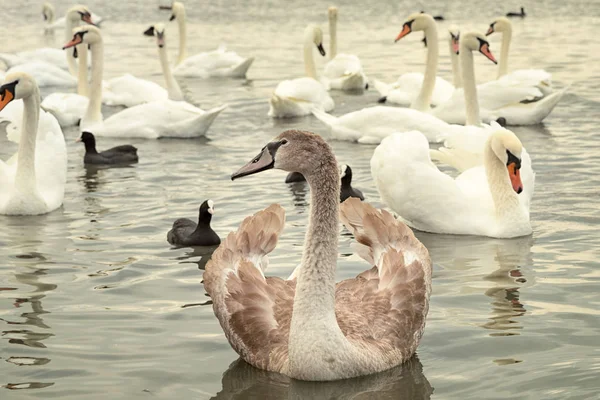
left=317, top=43, right=326, bottom=56
left=78, top=11, right=96, bottom=26
left=231, top=140, right=287, bottom=180
left=169, top=14, right=176, bottom=21
left=143, top=26, right=155, bottom=37
left=0, top=80, right=18, bottom=112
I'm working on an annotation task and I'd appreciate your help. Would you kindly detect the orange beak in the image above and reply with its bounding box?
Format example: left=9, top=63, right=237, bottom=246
left=395, top=24, right=412, bottom=42
left=479, top=42, right=497, bottom=64
left=82, top=13, right=96, bottom=26
left=507, top=163, right=523, bottom=194
left=452, top=37, right=460, bottom=54
left=486, top=26, right=495, bottom=36
left=0, top=89, right=14, bottom=112
left=63, top=35, right=82, bottom=50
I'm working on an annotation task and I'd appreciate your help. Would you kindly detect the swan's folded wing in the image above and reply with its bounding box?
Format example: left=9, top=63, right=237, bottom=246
left=337, top=199, right=432, bottom=361
left=203, top=204, right=293, bottom=372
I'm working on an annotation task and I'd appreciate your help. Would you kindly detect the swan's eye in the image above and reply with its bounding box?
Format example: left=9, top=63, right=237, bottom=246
left=281, top=139, right=288, bottom=145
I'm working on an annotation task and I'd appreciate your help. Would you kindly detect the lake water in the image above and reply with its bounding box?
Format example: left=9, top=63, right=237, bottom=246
left=0, top=0, right=599, bottom=399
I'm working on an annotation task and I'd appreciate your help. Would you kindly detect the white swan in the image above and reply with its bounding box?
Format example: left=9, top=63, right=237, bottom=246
left=373, top=13, right=454, bottom=108
left=99, top=25, right=185, bottom=108
left=0, top=5, right=94, bottom=75
left=0, top=72, right=67, bottom=215
left=321, top=7, right=368, bottom=90
left=205, top=129, right=431, bottom=380
left=65, top=25, right=226, bottom=138
left=269, top=25, right=334, bottom=118
left=371, top=128, right=534, bottom=238
left=432, top=31, right=566, bottom=125
left=486, top=17, right=552, bottom=96
left=169, top=2, right=254, bottom=78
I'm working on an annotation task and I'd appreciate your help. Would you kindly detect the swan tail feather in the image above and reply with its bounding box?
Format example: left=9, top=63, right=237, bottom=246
left=230, top=57, right=254, bottom=78
left=193, top=104, right=227, bottom=134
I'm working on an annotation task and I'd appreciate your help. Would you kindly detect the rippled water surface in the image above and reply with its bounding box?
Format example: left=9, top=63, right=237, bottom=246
left=0, top=0, right=599, bottom=399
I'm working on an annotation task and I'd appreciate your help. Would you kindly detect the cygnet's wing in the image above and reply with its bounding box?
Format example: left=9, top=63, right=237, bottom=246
left=336, top=199, right=432, bottom=364
left=203, top=204, right=292, bottom=373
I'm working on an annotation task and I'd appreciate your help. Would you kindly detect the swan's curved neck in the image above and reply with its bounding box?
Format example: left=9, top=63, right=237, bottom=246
left=158, top=40, right=184, bottom=101
left=498, top=28, right=512, bottom=78
left=329, top=15, right=337, bottom=58
left=16, top=88, right=41, bottom=191
left=484, top=144, right=521, bottom=217
left=303, top=31, right=317, bottom=79
left=64, top=16, right=79, bottom=76
left=83, top=39, right=104, bottom=127
left=175, top=11, right=187, bottom=65
left=77, top=44, right=89, bottom=97
left=449, top=41, right=461, bottom=88
left=290, top=155, right=346, bottom=352
left=412, top=23, right=438, bottom=112
left=459, top=43, right=481, bottom=126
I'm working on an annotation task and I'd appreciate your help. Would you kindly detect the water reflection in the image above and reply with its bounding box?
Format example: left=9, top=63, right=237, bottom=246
left=174, top=245, right=219, bottom=270
left=212, top=356, right=433, bottom=400
left=418, top=233, right=533, bottom=337
left=286, top=181, right=309, bottom=209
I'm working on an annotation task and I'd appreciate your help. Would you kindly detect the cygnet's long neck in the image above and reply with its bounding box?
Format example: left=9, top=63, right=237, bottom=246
left=498, top=27, right=512, bottom=78
left=411, top=23, right=439, bottom=112
left=449, top=39, right=461, bottom=88
left=484, top=142, right=521, bottom=217
left=16, top=87, right=41, bottom=191
left=83, top=38, right=104, bottom=127
left=329, top=14, right=337, bottom=58
left=303, top=29, right=318, bottom=79
left=64, top=16, right=79, bottom=76
left=77, top=44, right=89, bottom=97
left=459, top=42, right=481, bottom=126
left=289, top=154, right=346, bottom=355
left=176, top=11, right=187, bottom=65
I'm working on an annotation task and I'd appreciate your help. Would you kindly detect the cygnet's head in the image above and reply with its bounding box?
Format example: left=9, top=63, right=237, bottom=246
left=460, top=31, right=497, bottom=64
left=0, top=72, right=38, bottom=112
left=143, top=23, right=166, bottom=48
left=306, top=24, right=326, bottom=56
left=448, top=26, right=460, bottom=54
left=170, top=1, right=185, bottom=21
left=486, top=17, right=511, bottom=36
left=395, top=12, right=436, bottom=42
left=490, top=129, right=524, bottom=194
left=63, top=25, right=102, bottom=49
left=231, top=130, right=335, bottom=180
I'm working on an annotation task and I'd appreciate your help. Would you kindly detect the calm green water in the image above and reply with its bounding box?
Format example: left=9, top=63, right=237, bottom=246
left=0, top=1, right=598, bottom=399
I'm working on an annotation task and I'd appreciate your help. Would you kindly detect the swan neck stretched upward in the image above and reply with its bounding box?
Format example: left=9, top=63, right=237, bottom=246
left=83, top=36, right=104, bottom=128
left=484, top=142, right=521, bottom=217
left=288, top=154, right=349, bottom=371
left=498, top=26, right=512, bottom=78
left=412, top=23, right=438, bottom=112
left=329, top=11, right=337, bottom=58
left=77, top=44, right=89, bottom=97
left=449, top=38, right=462, bottom=88
left=158, top=35, right=184, bottom=101
left=64, top=13, right=79, bottom=76
left=460, top=40, right=481, bottom=126
left=15, top=88, right=41, bottom=192
left=175, top=7, right=187, bottom=65
left=303, top=28, right=319, bottom=79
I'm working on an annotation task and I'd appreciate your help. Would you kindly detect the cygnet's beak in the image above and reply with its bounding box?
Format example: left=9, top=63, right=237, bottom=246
left=231, top=142, right=283, bottom=180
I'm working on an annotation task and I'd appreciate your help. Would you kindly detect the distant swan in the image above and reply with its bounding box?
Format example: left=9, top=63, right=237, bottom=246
left=64, top=25, right=226, bottom=139
left=204, top=129, right=431, bottom=380
left=169, top=2, right=254, bottom=78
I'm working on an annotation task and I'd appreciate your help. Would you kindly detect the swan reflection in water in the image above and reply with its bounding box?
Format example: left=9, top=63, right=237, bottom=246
left=211, top=356, right=433, bottom=400
left=417, top=233, right=534, bottom=337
